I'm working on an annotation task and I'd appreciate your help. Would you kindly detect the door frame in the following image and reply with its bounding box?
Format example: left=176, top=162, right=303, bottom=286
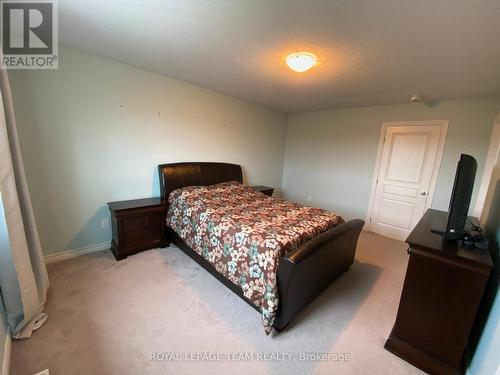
left=365, top=120, right=449, bottom=233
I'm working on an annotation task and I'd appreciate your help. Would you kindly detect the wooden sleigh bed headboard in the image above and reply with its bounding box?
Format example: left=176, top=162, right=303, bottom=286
left=158, top=162, right=243, bottom=200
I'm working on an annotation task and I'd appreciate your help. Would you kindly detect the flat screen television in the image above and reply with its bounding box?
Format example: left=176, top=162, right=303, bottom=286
left=435, top=154, right=477, bottom=240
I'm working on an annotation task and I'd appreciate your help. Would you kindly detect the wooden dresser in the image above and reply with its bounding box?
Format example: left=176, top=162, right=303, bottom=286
left=385, top=209, right=492, bottom=375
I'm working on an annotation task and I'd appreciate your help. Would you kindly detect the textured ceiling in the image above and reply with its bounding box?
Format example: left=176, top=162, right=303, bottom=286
left=59, top=0, right=500, bottom=112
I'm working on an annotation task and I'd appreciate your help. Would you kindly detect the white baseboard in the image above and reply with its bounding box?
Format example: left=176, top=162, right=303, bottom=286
left=2, top=335, right=10, bottom=375
left=44, top=241, right=111, bottom=264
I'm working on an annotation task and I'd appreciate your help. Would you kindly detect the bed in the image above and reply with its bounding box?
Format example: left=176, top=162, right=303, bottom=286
left=159, top=162, right=364, bottom=333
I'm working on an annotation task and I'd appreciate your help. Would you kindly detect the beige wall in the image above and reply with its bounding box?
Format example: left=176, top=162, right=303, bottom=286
left=282, top=98, right=500, bottom=220
left=467, top=113, right=500, bottom=375
left=480, top=118, right=500, bottom=224
left=9, top=47, right=288, bottom=254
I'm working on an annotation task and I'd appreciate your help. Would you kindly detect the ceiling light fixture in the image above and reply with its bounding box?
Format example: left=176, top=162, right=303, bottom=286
left=285, top=52, right=317, bottom=72
left=410, top=94, right=423, bottom=103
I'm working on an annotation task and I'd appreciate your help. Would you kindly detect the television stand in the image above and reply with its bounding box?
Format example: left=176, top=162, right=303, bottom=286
left=429, top=212, right=449, bottom=236
left=430, top=214, right=486, bottom=249
left=430, top=228, right=446, bottom=235
left=385, top=209, right=492, bottom=375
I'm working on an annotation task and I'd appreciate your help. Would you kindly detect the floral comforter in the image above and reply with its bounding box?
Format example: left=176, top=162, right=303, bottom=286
left=166, top=181, right=344, bottom=333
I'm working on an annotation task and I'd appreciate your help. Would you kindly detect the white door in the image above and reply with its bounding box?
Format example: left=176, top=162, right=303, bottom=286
left=368, top=122, right=448, bottom=240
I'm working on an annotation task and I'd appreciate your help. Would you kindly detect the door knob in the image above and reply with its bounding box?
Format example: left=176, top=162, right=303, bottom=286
left=420, top=192, right=427, bottom=196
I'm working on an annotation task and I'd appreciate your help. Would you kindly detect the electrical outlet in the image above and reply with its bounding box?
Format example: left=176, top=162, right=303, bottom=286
left=33, top=370, right=49, bottom=375
left=101, top=218, right=109, bottom=228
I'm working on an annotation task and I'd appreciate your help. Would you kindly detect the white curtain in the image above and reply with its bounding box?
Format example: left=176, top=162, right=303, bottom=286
left=0, top=58, right=49, bottom=338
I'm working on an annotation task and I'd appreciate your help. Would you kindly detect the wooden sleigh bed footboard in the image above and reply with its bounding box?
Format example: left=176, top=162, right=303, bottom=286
left=167, top=219, right=364, bottom=332
left=158, top=162, right=364, bottom=332
left=273, top=218, right=364, bottom=331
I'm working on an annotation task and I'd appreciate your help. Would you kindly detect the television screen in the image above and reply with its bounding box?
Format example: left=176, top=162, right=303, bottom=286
left=443, top=154, right=477, bottom=240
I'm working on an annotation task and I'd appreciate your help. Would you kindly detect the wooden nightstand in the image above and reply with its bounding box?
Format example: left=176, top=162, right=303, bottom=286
left=107, top=198, right=169, bottom=260
left=251, top=185, right=274, bottom=197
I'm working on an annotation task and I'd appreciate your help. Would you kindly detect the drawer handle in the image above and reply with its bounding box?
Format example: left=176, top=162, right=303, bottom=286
left=407, top=246, right=412, bottom=255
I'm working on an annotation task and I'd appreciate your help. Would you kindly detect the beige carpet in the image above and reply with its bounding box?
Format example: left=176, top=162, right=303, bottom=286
left=11, top=231, right=424, bottom=375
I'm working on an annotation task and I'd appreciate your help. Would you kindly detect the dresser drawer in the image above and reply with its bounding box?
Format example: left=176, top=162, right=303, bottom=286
left=122, top=213, right=162, bottom=245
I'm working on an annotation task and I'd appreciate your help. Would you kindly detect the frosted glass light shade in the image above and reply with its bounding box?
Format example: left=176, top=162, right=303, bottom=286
left=285, top=52, right=317, bottom=72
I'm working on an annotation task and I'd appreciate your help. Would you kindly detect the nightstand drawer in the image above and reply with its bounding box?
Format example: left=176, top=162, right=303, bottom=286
left=107, top=197, right=168, bottom=260
left=122, top=214, right=162, bottom=245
